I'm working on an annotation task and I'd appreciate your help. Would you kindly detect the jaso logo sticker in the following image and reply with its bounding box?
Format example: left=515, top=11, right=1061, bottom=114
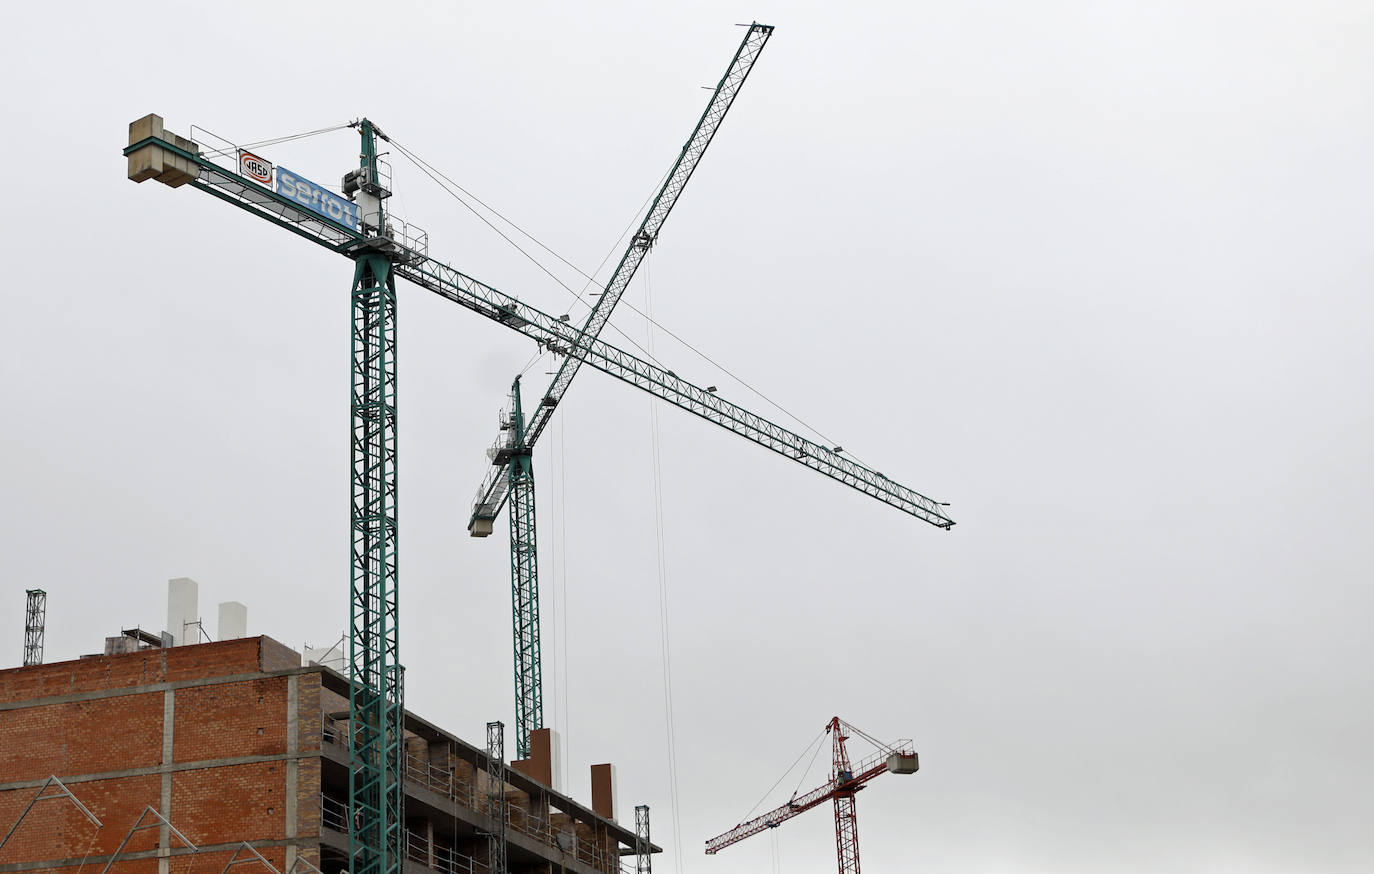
left=239, top=151, right=273, bottom=185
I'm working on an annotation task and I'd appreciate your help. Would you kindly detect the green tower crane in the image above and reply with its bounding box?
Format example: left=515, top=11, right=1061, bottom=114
left=122, top=24, right=953, bottom=871
left=127, top=114, right=406, bottom=874
left=345, top=119, right=405, bottom=874
left=468, top=21, right=775, bottom=760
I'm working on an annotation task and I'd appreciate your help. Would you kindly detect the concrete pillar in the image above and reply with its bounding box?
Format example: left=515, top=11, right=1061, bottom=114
left=511, top=727, right=562, bottom=790
left=425, top=818, right=435, bottom=868
left=590, top=763, right=617, bottom=822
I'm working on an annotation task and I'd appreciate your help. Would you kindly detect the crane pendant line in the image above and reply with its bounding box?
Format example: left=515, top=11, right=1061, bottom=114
left=346, top=120, right=405, bottom=874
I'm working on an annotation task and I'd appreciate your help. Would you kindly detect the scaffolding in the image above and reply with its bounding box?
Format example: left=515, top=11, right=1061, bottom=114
left=485, top=721, right=507, bottom=874
left=100, top=805, right=198, bottom=873
left=634, top=805, right=652, bottom=874
left=0, top=775, right=102, bottom=855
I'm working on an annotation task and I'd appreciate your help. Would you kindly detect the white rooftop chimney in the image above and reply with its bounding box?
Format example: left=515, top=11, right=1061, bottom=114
left=166, top=578, right=198, bottom=646
left=218, top=601, right=247, bottom=640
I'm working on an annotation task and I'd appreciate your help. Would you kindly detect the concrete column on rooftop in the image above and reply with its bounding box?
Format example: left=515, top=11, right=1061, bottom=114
left=166, top=577, right=198, bottom=646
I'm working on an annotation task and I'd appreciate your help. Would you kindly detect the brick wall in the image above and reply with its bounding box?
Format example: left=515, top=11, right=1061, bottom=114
left=0, top=637, right=319, bottom=874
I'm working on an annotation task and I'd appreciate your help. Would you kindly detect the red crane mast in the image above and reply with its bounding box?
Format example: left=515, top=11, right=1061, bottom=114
left=705, top=716, right=919, bottom=873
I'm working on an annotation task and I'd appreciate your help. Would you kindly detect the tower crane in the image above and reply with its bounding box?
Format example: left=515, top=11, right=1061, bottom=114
left=469, top=22, right=774, bottom=760
left=705, top=717, right=920, bottom=874
left=122, top=23, right=953, bottom=874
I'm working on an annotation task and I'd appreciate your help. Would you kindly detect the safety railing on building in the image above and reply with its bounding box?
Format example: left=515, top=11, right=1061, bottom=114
left=321, top=793, right=349, bottom=833
left=404, top=827, right=482, bottom=874
left=326, top=794, right=482, bottom=874
left=322, top=714, right=344, bottom=747
left=320, top=718, right=622, bottom=874
left=400, top=751, right=618, bottom=872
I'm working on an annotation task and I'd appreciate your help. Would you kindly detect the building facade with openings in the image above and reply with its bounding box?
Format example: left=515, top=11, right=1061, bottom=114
left=0, top=636, right=655, bottom=874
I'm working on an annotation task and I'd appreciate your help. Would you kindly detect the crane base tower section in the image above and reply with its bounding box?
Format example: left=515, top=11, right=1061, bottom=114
left=0, top=635, right=659, bottom=874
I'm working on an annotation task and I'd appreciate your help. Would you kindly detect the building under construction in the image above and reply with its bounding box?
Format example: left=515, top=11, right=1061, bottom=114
left=0, top=612, right=655, bottom=874
left=2, top=21, right=946, bottom=874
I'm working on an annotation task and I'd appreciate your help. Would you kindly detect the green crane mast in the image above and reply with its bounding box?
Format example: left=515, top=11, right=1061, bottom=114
left=126, top=115, right=408, bottom=874
left=469, top=21, right=775, bottom=760
left=501, top=376, right=540, bottom=760
left=346, top=119, right=405, bottom=874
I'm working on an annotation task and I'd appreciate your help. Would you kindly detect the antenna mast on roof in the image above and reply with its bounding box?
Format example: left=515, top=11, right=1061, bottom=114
left=23, top=589, right=46, bottom=667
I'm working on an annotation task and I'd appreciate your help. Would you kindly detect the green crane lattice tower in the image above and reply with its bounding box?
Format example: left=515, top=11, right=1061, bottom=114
left=347, top=119, right=405, bottom=874
left=505, top=378, right=541, bottom=758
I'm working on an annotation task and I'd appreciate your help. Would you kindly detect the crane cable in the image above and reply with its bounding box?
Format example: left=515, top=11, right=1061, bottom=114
left=734, top=726, right=828, bottom=825
left=387, top=137, right=666, bottom=368
left=645, top=258, right=686, bottom=873
left=386, top=136, right=862, bottom=462
left=558, top=413, right=572, bottom=789
left=793, top=729, right=830, bottom=796
left=194, top=122, right=353, bottom=162
left=547, top=405, right=574, bottom=790
left=843, top=721, right=899, bottom=755
left=241, top=123, right=353, bottom=151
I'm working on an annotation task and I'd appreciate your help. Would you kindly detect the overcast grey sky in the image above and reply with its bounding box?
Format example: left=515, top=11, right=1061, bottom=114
left=3, top=1, right=1372, bottom=872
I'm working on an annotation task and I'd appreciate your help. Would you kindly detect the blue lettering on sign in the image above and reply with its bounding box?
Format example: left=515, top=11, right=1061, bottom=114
left=276, top=166, right=360, bottom=230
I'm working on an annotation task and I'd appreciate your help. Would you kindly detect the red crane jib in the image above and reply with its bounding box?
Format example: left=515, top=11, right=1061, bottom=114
left=704, top=719, right=917, bottom=855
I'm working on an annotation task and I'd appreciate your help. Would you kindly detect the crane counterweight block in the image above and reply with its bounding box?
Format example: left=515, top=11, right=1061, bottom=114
left=886, top=751, right=919, bottom=774
left=127, top=114, right=199, bottom=187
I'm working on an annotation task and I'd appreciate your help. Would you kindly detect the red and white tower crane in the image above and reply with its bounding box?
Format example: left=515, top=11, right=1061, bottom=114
left=705, top=717, right=919, bottom=874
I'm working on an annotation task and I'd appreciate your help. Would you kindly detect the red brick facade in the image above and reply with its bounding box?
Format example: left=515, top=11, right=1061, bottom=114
left=0, top=637, right=320, bottom=873
left=1, top=635, right=650, bottom=874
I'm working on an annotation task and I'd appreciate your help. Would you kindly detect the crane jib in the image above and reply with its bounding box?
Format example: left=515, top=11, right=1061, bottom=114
left=121, top=132, right=953, bottom=529
left=515, top=21, right=776, bottom=456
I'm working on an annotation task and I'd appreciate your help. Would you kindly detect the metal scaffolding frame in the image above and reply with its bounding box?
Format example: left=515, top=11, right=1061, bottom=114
left=218, top=841, right=326, bottom=874
left=23, top=589, right=45, bottom=666
left=0, top=775, right=102, bottom=855
left=100, top=805, right=198, bottom=874
left=634, top=805, right=652, bottom=874
left=485, top=721, right=507, bottom=874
